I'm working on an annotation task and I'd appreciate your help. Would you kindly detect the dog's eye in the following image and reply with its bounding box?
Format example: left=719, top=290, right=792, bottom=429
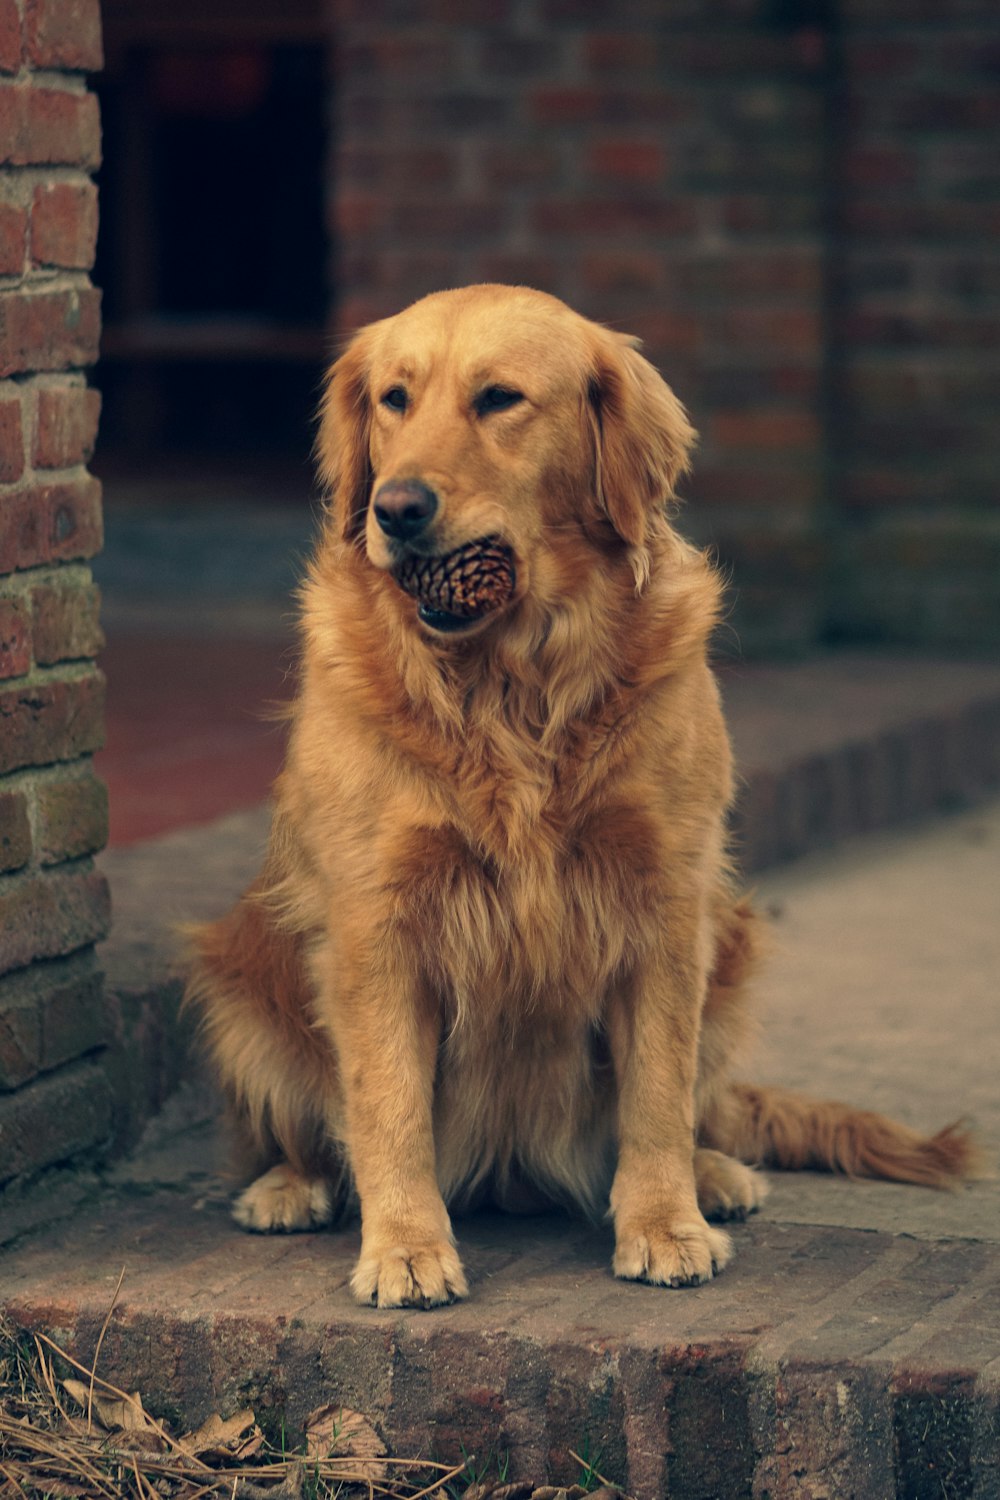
left=380, top=386, right=408, bottom=413
left=475, top=386, right=524, bottom=417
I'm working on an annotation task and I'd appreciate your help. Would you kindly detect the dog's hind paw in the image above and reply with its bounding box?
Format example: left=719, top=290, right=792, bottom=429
left=695, top=1147, right=769, bottom=1222
left=233, top=1163, right=334, bottom=1233
left=351, top=1239, right=469, bottom=1309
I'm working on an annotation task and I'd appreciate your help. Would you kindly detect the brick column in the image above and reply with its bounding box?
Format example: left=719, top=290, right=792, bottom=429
left=1, top=0, right=110, bottom=1229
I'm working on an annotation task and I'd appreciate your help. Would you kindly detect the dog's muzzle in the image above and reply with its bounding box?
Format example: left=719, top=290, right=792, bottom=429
left=393, top=538, right=516, bottom=633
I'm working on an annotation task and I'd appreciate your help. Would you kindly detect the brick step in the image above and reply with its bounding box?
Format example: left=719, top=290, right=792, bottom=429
left=3, top=1191, right=997, bottom=1499
left=723, top=653, right=1000, bottom=872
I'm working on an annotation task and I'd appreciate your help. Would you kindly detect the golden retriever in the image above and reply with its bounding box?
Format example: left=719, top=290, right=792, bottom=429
left=186, top=285, right=974, bottom=1308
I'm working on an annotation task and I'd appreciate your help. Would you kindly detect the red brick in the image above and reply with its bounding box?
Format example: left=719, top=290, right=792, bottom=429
left=0, top=199, right=27, bottom=276
left=844, top=145, right=917, bottom=191
left=30, top=573, right=103, bottom=663
left=330, top=193, right=388, bottom=238
left=587, top=140, right=668, bottom=184
left=844, top=199, right=1000, bottom=242
left=0, top=593, right=31, bottom=678
left=581, top=252, right=668, bottom=298
left=23, top=0, right=102, bottom=72
left=843, top=39, right=919, bottom=78
left=0, top=789, right=30, bottom=874
left=0, top=1057, right=111, bottom=1181
left=387, top=199, right=503, bottom=240
left=361, top=34, right=457, bottom=74
left=44, top=475, right=103, bottom=562
left=723, top=194, right=823, bottom=234
left=0, top=85, right=101, bottom=169
left=533, top=198, right=696, bottom=237
left=632, top=311, right=703, bottom=355
left=0, top=476, right=102, bottom=570
left=0, top=394, right=24, bottom=481
left=531, top=85, right=689, bottom=126
left=675, top=251, right=822, bottom=300
left=33, top=383, right=100, bottom=468
left=477, top=34, right=561, bottom=75
left=30, top=180, right=98, bottom=269
left=661, top=33, right=793, bottom=74
left=480, top=145, right=561, bottom=190
left=35, top=770, right=108, bottom=863
left=0, top=285, right=102, bottom=377
left=691, top=466, right=823, bottom=512
left=0, top=983, right=40, bottom=1087
left=583, top=33, right=658, bottom=76
left=0, top=667, right=105, bottom=775
left=0, top=864, right=109, bottom=976
left=0, top=962, right=104, bottom=1090
left=0, top=0, right=19, bottom=74
left=474, top=253, right=560, bottom=291
left=339, top=145, right=458, bottom=192
left=847, top=310, right=1000, bottom=352
left=714, top=411, right=822, bottom=450
left=420, top=92, right=512, bottom=131
left=721, top=308, right=822, bottom=355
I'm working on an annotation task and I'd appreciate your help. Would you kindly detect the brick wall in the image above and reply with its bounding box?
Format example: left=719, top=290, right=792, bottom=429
left=330, top=0, right=831, bottom=652
left=830, top=0, right=1000, bottom=648
left=1, top=0, right=110, bottom=1225
left=330, top=0, right=999, bottom=655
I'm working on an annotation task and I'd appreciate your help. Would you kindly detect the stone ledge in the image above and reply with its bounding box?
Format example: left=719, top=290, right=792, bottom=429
left=3, top=1198, right=999, bottom=1498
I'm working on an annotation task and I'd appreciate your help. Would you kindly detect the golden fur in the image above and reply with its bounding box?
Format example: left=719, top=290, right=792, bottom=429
left=186, top=285, right=975, bottom=1308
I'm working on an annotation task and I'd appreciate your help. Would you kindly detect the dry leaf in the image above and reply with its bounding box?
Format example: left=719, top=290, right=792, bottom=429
left=303, top=1402, right=387, bottom=1481
left=180, top=1407, right=257, bottom=1456
left=103, top=1425, right=168, bottom=1455
left=62, top=1378, right=155, bottom=1435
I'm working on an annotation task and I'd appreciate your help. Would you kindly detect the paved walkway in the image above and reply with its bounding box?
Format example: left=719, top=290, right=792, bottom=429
left=4, top=799, right=999, bottom=1496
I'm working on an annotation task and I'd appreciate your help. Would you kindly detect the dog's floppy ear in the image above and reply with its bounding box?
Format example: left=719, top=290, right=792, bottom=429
left=587, top=332, right=696, bottom=552
left=316, top=329, right=375, bottom=543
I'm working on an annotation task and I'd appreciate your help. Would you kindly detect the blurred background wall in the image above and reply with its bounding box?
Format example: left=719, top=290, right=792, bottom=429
left=95, top=0, right=999, bottom=657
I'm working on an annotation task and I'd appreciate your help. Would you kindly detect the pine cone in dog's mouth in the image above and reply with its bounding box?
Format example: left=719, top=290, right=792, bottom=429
left=393, top=538, right=516, bottom=630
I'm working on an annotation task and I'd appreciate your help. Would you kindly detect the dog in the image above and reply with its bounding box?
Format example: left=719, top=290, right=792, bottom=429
left=186, top=285, right=975, bottom=1308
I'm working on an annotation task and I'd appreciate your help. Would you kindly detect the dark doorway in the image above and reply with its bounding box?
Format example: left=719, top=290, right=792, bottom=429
left=96, top=1, right=329, bottom=487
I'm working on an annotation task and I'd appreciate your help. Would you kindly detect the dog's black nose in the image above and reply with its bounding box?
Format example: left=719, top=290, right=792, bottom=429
left=373, top=480, right=438, bottom=541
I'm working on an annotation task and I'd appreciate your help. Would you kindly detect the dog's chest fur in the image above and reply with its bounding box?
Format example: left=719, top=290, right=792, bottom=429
left=415, top=708, right=665, bottom=1023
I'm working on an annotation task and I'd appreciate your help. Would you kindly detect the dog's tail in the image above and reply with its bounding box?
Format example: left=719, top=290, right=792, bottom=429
left=706, top=1082, right=981, bottom=1189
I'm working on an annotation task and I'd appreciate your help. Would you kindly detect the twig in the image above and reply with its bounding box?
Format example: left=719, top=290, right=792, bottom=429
left=31, top=1334, right=85, bottom=1437
left=88, top=1265, right=127, bottom=1435
left=406, top=1456, right=472, bottom=1499
left=569, top=1448, right=625, bottom=1494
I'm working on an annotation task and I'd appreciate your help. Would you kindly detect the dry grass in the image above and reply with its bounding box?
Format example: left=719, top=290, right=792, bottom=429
left=0, top=1307, right=627, bottom=1500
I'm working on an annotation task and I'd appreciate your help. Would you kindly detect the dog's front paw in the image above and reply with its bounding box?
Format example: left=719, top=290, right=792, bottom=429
left=351, top=1239, right=469, bottom=1309
left=613, top=1215, right=732, bottom=1287
left=233, top=1164, right=334, bottom=1233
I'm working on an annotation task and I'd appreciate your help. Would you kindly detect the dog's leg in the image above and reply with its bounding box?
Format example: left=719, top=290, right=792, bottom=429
left=608, top=945, right=733, bottom=1287
left=317, top=947, right=467, bottom=1310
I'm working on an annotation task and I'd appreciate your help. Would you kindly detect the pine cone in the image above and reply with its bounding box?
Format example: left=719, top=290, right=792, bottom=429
left=394, top=538, right=515, bottom=619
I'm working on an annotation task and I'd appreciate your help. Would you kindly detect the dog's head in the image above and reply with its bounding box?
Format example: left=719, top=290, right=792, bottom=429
left=317, top=285, right=696, bottom=639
